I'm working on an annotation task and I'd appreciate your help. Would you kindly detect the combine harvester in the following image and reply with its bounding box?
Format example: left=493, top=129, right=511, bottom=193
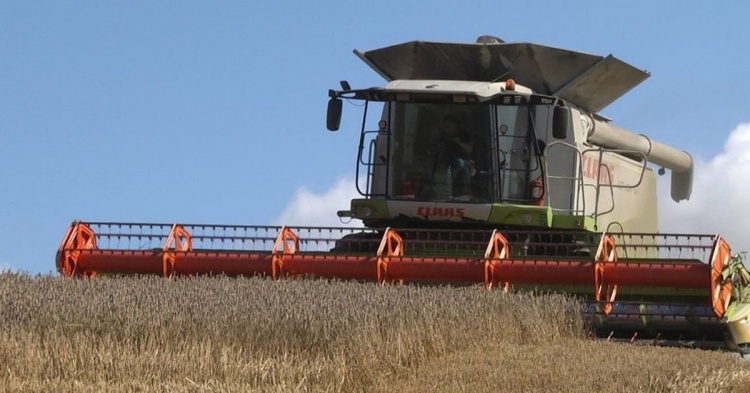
left=58, top=36, right=750, bottom=352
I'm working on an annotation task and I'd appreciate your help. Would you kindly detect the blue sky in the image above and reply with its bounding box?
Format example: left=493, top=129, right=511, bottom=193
left=1, top=2, right=749, bottom=273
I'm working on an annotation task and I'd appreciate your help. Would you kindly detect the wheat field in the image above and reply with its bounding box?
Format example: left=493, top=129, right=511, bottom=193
left=2, top=272, right=749, bottom=392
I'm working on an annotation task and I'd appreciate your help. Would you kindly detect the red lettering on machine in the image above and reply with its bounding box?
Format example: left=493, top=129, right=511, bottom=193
left=416, top=206, right=466, bottom=218
left=582, top=155, right=615, bottom=184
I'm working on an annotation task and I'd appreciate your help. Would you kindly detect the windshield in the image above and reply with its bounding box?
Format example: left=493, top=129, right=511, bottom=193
left=389, top=102, right=493, bottom=202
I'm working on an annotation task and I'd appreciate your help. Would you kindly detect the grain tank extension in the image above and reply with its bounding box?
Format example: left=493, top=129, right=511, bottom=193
left=57, top=36, right=750, bottom=353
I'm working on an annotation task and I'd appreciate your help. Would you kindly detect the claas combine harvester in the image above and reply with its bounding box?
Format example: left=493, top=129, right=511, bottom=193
left=57, top=36, right=750, bottom=352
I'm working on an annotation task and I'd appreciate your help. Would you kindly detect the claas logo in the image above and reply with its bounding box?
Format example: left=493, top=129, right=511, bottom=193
left=582, top=155, right=615, bottom=184
left=416, top=206, right=465, bottom=218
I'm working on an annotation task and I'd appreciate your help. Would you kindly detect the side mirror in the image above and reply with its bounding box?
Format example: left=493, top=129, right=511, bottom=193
left=327, top=97, right=342, bottom=131
left=552, top=106, right=570, bottom=140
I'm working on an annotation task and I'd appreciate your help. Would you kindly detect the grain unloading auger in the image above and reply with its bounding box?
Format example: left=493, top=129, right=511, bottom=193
left=57, top=36, right=750, bottom=352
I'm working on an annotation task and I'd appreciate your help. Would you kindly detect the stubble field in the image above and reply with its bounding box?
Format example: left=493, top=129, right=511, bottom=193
left=2, top=272, right=749, bottom=392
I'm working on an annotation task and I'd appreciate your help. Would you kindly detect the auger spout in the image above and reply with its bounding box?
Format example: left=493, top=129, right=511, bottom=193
left=587, top=118, right=694, bottom=202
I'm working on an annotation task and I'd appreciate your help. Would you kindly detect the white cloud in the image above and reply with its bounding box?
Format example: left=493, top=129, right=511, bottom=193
left=274, top=177, right=364, bottom=227
left=659, top=123, right=750, bottom=252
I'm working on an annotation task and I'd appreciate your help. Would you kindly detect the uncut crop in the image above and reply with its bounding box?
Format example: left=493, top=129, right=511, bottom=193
left=1, top=272, right=749, bottom=392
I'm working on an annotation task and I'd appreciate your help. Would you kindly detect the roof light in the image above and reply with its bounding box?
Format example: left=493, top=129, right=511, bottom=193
left=505, top=79, right=516, bottom=91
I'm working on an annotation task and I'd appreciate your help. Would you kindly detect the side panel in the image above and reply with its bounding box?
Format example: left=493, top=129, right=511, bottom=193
left=536, top=106, right=578, bottom=213
left=579, top=150, right=658, bottom=233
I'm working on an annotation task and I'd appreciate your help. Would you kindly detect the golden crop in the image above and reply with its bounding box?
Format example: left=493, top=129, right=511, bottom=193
left=1, top=272, right=748, bottom=392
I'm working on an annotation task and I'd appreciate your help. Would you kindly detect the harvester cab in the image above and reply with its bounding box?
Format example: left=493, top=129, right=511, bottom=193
left=57, top=36, right=750, bottom=354
left=329, top=37, right=693, bottom=235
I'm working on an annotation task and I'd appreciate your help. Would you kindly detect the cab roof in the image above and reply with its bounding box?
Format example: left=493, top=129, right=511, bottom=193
left=355, top=39, right=649, bottom=113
